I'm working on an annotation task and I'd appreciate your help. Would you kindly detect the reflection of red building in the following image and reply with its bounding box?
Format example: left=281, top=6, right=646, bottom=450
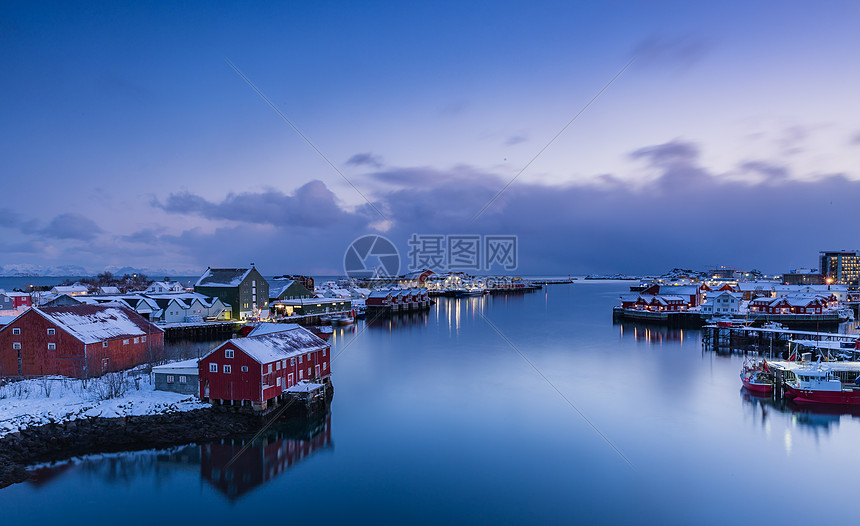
left=201, top=414, right=333, bottom=499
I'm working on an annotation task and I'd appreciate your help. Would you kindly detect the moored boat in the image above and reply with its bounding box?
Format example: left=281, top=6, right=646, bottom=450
left=784, top=362, right=860, bottom=405
left=740, top=359, right=774, bottom=393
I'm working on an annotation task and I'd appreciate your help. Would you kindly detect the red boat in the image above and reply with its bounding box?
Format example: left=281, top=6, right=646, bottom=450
left=740, top=359, right=774, bottom=393
left=784, top=363, right=860, bottom=405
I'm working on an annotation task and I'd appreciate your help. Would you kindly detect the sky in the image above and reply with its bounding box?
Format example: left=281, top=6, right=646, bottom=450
left=2, top=1, right=860, bottom=276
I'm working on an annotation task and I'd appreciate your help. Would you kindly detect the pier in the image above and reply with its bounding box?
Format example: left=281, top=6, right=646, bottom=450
left=703, top=324, right=858, bottom=358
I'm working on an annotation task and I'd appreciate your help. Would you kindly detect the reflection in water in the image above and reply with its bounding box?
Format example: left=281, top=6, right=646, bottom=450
left=26, top=412, right=333, bottom=501
left=616, top=321, right=688, bottom=345
left=739, top=388, right=860, bottom=438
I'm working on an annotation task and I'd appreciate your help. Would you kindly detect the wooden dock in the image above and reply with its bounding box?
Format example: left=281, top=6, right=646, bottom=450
left=703, top=324, right=858, bottom=358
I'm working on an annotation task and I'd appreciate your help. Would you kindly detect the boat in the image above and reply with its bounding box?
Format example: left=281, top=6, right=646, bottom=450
left=308, top=325, right=333, bottom=340
left=333, top=314, right=354, bottom=326
left=319, top=314, right=333, bottom=325
left=740, top=359, right=774, bottom=393
left=784, top=361, right=860, bottom=405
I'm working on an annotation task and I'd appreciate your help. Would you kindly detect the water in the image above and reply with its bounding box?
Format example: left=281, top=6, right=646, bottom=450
left=3, top=282, right=860, bottom=525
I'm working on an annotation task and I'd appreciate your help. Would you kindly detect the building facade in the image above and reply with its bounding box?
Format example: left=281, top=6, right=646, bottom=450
left=194, top=267, right=269, bottom=320
left=819, top=251, right=860, bottom=289
left=0, top=305, right=164, bottom=378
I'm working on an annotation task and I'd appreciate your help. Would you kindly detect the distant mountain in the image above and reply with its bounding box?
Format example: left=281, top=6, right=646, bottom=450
left=0, top=264, right=203, bottom=278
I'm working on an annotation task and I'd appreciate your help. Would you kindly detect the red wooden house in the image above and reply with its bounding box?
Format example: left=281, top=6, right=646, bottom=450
left=198, top=326, right=330, bottom=410
left=0, top=305, right=163, bottom=378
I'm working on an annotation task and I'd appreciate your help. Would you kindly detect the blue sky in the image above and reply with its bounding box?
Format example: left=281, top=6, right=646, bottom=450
left=2, top=1, right=859, bottom=276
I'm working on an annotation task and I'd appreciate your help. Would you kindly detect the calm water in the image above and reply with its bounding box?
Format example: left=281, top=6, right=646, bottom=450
left=3, top=282, right=860, bottom=525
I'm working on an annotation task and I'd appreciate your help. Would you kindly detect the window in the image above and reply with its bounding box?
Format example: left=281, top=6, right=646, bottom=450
left=241, top=366, right=248, bottom=372
left=13, top=342, right=21, bottom=349
left=299, top=370, right=303, bottom=379
left=47, top=343, right=56, bottom=350
left=308, top=367, right=311, bottom=376
left=103, top=341, right=108, bottom=348
left=179, top=376, right=186, bottom=384
left=323, top=362, right=327, bottom=371
left=323, top=348, right=326, bottom=357
left=141, top=335, right=146, bottom=342
left=268, top=364, right=272, bottom=373
left=12, top=328, right=20, bottom=335
left=276, top=377, right=282, bottom=387
left=225, top=349, right=234, bottom=359
left=299, top=355, right=303, bottom=364
left=223, top=365, right=231, bottom=374
left=291, top=357, right=295, bottom=365
left=123, top=339, right=129, bottom=345
left=47, top=328, right=55, bottom=335
left=133, top=337, right=139, bottom=344
left=276, top=362, right=281, bottom=371
left=167, top=375, right=174, bottom=383
left=209, top=363, right=218, bottom=372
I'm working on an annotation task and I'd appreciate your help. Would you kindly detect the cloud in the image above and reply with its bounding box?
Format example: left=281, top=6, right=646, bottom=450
left=504, top=134, right=528, bottom=147
left=0, top=208, right=20, bottom=228
left=633, top=35, right=710, bottom=70
left=851, top=132, right=860, bottom=145
left=154, top=180, right=371, bottom=229
left=346, top=152, right=384, bottom=169
left=40, top=213, right=103, bottom=241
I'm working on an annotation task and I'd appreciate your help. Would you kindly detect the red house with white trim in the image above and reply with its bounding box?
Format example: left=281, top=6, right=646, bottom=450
left=198, top=326, right=330, bottom=410
left=0, top=305, right=163, bottom=378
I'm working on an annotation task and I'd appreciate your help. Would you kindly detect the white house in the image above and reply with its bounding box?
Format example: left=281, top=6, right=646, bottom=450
left=701, top=291, right=744, bottom=316
left=145, top=281, right=187, bottom=293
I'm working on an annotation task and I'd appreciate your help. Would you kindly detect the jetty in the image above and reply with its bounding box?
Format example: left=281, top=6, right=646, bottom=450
left=703, top=323, right=858, bottom=357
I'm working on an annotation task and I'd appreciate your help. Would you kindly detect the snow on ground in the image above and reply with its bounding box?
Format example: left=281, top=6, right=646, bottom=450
left=0, top=375, right=209, bottom=438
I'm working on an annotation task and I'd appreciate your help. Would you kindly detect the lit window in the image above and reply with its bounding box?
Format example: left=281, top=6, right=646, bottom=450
left=224, top=365, right=231, bottom=374
left=12, top=328, right=20, bottom=335
left=209, top=363, right=217, bottom=372
left=179, top=376, right=186, bottom=384
left=225, top=349, right=234, bottom=359
left=47, top=343, right=56, bottom=350
left=13, top=342, right=20, bottom=350
left=167, top=375, right=174, bottom=383
left=47, top=328, right=55, bottom=335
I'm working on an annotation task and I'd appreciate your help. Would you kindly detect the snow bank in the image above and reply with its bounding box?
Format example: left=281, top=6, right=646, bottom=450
left=0, top=375, right=208, bottom=438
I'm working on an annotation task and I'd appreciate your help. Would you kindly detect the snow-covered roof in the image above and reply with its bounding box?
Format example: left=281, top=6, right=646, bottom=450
left=98, top=286, right=121, bottom=294
left=51, top=285, right=89, bottom=293
left=32, top=305, right=162, bottom=345
left=368, top=290, right=393, bottom=298
left=195, top=268, right=253, bottom=288
left=268, top=278, right=296, bottom=299
left=217, top=328, right=328, bottom=364
left=658, top=285, right=699, bottom=295
left=246, top=322, right=301, bottom=337
left=285, top=381, right=326, bottom=393
left=152, top=358, right=200, bottom=375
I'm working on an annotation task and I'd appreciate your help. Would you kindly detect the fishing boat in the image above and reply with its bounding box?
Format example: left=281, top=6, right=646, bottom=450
left=740, top=359, right=774, bottom=393
left=784, top=361, right=860, bottom=405
left=334, top=314, right=355, bottom=326
left=308, top=325, right=333, bottom=340
left=319, top=314, right=333, bottom=325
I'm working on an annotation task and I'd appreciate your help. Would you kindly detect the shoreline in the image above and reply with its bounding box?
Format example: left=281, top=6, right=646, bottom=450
left=0, top=403, right=327, bottom=489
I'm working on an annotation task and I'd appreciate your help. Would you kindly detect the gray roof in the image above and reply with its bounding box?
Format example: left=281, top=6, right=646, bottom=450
left=195, top=268, right=253, bottom=288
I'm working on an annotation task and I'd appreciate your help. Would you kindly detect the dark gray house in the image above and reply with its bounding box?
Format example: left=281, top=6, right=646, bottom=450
left=194, top=266, right=269, bottom=320
left=152, top=359, right=199, bottom=395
